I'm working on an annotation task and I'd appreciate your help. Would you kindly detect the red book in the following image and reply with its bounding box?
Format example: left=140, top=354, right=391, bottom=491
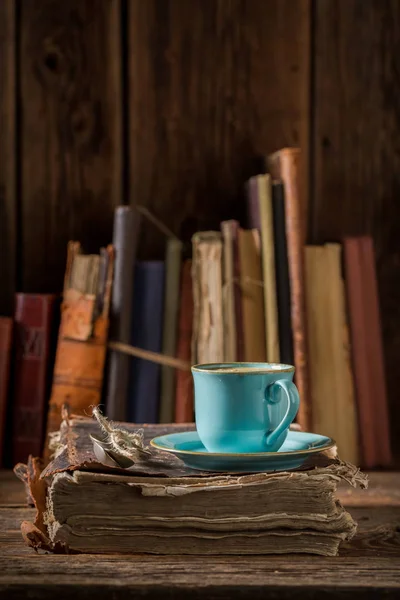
left=0, top=317, right=13, bottom=466
left=12, top=294, right=57, bottom=464
left=175, top=260, right=194, bottom=423
left=360, top=237, right=391, bottom=466
left=344, top=237, right=391, bottom=468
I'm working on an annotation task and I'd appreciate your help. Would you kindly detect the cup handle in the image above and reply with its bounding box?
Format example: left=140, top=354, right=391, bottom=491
left=264, top=379, right=300, bottom=447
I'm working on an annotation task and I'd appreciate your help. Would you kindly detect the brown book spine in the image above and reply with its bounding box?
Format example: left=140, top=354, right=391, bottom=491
left=344, top=238, right=377, bottom=468
left=12, top=295, right=56, bottom=464
left=231, top=221, right=245, bottom=362
left=0, top=317, right=13, bottom=466
left=44, top=243, right=114, bottom=457
left=175, top=260, right=194, bottom=423
left=360, top=236, right=391, bottom=466
left=267, top=148, right=311, bottom=431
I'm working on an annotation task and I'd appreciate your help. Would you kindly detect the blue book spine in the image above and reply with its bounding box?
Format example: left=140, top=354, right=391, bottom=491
left=128, top=261, right=165, bottom=423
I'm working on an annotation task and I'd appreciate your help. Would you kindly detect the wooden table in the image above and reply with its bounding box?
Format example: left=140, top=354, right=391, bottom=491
left=1, top=470, right=399, bottom=599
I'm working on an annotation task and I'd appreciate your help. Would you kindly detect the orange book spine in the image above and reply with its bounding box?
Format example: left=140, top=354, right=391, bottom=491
left=44, top=243, right=114, bottom=459
left=267, top=148, right=311, bottom=430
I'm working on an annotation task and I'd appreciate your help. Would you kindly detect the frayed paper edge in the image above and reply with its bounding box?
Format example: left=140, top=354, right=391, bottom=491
left=92, top=407, right=151, bottom=461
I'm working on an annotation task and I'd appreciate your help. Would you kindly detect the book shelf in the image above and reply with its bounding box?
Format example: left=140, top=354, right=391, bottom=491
left=0, top=0, right=399, bottom=463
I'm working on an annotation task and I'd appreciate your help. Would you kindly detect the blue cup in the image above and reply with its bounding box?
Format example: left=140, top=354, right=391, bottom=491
left=191, top=363, right=300, bottom=453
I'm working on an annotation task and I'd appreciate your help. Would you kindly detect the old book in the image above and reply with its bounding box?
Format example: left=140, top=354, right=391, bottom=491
left=128, top=261, right=165, bottom=423
left=344, top=237, right=391, bottom=468
left=16, top=416, right=366, bottom=557
left=238, top=229, right=266, bottom=362
left=305, top=244, right=359, bottom=464
left=221, top=221, right=237, bottom=362
left=0, top=317, right=12, bottom=466
left=360, top=237, right=391, bottom=467
left=272, top=181, right=294, bottom=365
left=247, top=175, right=280, bottom=362
left=12, top=294, right=57, bottom=465
left=221, top=220, right=244, bottom=362
left=159, top=238, right=183, bottom=423
left=106, top=206, right=141, bottom=421
left=175, top=260, right=194, bottom=423
left=191, top=232, right=224, bottom=364
left=44, top=242, right=114, bottom=458
left=267, top=148, right=311, bottom=430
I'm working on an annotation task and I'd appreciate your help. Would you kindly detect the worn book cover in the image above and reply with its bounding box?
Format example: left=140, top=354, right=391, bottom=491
left=305, top=244, right=359, bottom=465
left=221, top=221, right=237, bottom=362
left=272, top=181, right=294, bottom=366
left=15, top=415, right=366, bottom=557
left=191, top=232, right=224, bottom=364
left=0, top=317, right=12, bottom=466
left=267, top=148, right=311, bottom=431
left=128, top=261, right=165, bottom=423
left=247, top=175, right=280, bottom=363
left=12, top=294, right=57, bottom=465
left=44, top=242, right=114, bottom=459
left=107, top=206, right=141, bottom=421
left=175, top=260, right=194, bottom=423
left=238, top=229, right=266, bottom=362
left=159, top=238, right=183, bottom=423
left=344, top=236, right=391, bottom=468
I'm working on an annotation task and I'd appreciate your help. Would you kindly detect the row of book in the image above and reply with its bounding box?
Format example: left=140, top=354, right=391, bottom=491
left=106, top=149, right=391, bottom=468
left=0, top=146, right=392, bottom=469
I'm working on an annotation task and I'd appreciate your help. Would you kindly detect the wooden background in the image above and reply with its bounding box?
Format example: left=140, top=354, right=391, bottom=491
left=1, top=0, right=399, bottom=456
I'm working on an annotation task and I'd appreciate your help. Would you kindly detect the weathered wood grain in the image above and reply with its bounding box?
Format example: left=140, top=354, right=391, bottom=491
left=1, top=555, right=399, bottom=599
left=0, top=0, right=17, bottom=315
left=19, top=0, right=122, bottom=293
left=128, top=0, right=310, bottom=257
left=338, top=472, right=400, bottom=507
left=0, top=472, right=28, bottom=507
left=311, top=0, right=400, bottom=459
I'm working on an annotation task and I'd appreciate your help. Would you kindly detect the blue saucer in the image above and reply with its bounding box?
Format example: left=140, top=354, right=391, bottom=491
left=150, top=430, right=335, bottom=473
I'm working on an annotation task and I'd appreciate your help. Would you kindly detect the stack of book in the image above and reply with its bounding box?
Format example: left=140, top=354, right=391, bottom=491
left=15, top=416, right=366, bottom=557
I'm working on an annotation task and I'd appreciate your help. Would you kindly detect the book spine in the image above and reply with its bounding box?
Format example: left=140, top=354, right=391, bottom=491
left=175, top=260, right=194, bottom=423
left=106, top=206, right=140, bottom=421
left=45, top=244, right=114, bottom=455
left=305, top=245, right=359, bottom=464
left=221, top=221, right=237, bottom=362
left=343, top=238, right=378, bottom=468
left=257, top=174, right=280, bottom=362
left=159, top=239, right=183, bottom=423
left=12, top=294, right=56, bottom=464
left=128, top=261, right=165, bottom=423
left=246, top=178, right=261, bottom=230
left=326, top=244, right=359, bottom=465
left=238, top=229, right=266, bottom=362
left=360, top=236, right=392, bottom=466
left=0, top=317, right=13, bottom=466
left=267, top=148, right=311, bottom=431
left=191, top=232, right=224, bottom=364
left=272, top=181, right=294, bottom=365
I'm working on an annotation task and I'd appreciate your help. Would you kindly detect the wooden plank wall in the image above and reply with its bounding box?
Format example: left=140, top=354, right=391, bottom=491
left=0, top=0, right=399, bottom=454
left=128, top=0, right=310, bottom=257
left=19, top=0, right=122, bottom=294
left=311, top=0, right=400, bottom=455
left=0, top=0, right=17, bottom=316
